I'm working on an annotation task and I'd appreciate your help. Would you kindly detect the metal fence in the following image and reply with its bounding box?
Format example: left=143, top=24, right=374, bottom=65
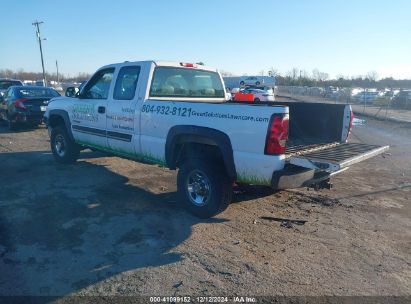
left=276, top=86, right=411, bottom=122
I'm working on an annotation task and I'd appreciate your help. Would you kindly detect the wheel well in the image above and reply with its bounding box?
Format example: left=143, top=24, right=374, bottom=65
left=174, top=142, right=224, bottom=168
left=165, top=126, right=237, bottom=180
left=48, top=115, right=65, bottom=128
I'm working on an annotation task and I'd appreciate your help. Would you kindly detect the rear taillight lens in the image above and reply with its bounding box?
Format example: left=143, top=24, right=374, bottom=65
left=14, top=98, right=28, bottom=109
left=349, top=110, right=354, bottom=131
left=346, top=110, right=354, bottom=142
left=264, top=114, right=289, bottom=155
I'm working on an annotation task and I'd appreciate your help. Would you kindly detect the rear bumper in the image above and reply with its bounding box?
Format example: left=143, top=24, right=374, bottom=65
left=10, top=111, right=44, bottom=124
left=262, top=96, right=275, bottom=102
left=271, top=164, right=344, bottom=190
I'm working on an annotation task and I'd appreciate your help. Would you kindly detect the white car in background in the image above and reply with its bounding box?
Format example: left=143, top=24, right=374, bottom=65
left=230, top=87, right=241, bottom=95
left=225, top=88, right=232, bottom=101
left=240, top=76, right=263, bottom=86
left=241, top=88, right=275, bottom=102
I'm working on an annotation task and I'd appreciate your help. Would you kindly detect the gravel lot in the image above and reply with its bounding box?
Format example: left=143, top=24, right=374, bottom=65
left=0, top=117, right=410, bottom=298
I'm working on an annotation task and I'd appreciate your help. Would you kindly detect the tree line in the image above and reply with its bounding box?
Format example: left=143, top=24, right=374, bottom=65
left=270, top=68, right=411, bottom=89
left=0, top=69, right=91, bottom=83
left=2, top=67, right=411, bottom=89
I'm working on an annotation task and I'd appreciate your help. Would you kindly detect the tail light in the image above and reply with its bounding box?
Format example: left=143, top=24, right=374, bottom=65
left=346, top=110, right=354, bottom=142
left=264, top=114, right=289, bottom=155
left=349, top=110, right=354, bottom=131
left=14, top=98, right=28, bottom=109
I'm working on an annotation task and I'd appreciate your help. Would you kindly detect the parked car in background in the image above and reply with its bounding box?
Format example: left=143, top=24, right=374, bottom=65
left=225, top=88, right=232, bottom=101
left=0, top=78, right=23, bottom=96
left=35, top=80, right=46, bottom=87
left=240, top=76, right=263, bottom=86
left=232, top=90, right=255, bottom=103
left=392, top=90, right=411, bottom=109
left=352, top=91, right=379, bottom=103
left=324, top=86, right=344, bottom=99
left=324, top=86, right=337, bottom=98
left=261, top=86, right=274, bottom=95
left=0, top=86, right=60, bottom=129
left=230, top=87, right=241, bottom=95
left=240, top=88, right=275, bottom=102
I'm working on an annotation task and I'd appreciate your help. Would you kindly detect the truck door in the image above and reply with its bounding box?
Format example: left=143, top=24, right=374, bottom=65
left=71, top=68, right=115, bottom=148
left=106, top=65, right=141, bottom=155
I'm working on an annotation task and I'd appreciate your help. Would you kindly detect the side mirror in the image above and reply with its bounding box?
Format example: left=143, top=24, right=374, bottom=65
left=65, top=87, right=78, bottom=97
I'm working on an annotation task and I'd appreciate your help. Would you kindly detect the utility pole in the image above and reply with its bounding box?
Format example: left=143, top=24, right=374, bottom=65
left=56, top=60, right=59, bottom=84
left=32, top=20, right=47, bottom=86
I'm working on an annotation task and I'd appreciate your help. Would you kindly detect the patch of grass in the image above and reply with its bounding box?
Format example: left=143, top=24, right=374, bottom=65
left=236, top=172, right=271, bottom=186
left=373, top=97, right=391, bottom=107
left=76, top=140, right=167, bottom=167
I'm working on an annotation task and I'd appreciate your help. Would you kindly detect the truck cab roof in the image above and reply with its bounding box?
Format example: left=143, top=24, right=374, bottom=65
left=99, top=60, right=218, bottom=72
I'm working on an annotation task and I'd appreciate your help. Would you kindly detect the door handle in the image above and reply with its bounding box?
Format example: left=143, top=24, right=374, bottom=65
left=98, top=106, right=105, bottom=114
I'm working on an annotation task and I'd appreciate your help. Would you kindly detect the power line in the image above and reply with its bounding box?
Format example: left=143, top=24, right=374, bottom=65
left=32, top=20, right=47, bottom=86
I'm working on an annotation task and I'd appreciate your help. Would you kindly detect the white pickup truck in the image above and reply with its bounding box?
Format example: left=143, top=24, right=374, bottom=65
left=44, top=61, right=388, bottom=218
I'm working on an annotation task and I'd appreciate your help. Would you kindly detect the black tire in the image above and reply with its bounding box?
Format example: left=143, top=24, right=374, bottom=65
left=50, top=126, right=80, bottom=164
left=240, top=81, right=245, bottom=86
left=254, top=98, right=261, bottom=103
left=177, top=158, right=232, bottom=218
left=255, top=81, right=260, bottom=86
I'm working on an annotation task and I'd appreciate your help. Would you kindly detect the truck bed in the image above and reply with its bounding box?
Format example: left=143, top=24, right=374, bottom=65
left=274, top=101, right=349, bottom=157
left=230, top=100, right=351, bottom=158
left=285, top=139, right=339, bottom=157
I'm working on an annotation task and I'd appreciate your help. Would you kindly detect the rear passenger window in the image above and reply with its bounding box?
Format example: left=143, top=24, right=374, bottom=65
left=113, top=66, right=141, bottom=100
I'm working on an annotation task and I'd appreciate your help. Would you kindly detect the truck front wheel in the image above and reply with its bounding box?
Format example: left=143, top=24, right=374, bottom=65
left=50, top=126, right=80, bottom=164
left=177, top=159, right=232, bottom=218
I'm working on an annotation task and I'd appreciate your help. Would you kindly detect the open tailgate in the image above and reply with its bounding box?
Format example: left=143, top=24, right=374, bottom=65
left=289, top=143, right=389, bottom=172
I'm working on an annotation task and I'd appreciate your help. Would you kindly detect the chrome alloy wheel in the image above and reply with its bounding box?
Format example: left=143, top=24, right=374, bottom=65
left=54, top=134, right=66, bottom=157
left=186, top=170, right=211, bottom=206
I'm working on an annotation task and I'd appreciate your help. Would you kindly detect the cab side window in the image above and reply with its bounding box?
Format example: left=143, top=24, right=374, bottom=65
left=81, top=68, right=115, bottom=99
left=113, top=66, right=141, bottom=100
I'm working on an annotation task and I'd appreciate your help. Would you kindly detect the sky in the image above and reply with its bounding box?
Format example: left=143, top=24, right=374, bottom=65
left=1, top=0, right=410, bottom=79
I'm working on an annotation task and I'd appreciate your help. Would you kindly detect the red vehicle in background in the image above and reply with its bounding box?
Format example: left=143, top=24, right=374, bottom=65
left=233, top=91, right=254, bottom=103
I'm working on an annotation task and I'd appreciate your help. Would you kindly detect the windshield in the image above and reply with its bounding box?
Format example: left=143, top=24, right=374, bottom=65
left=149, top=67, right=224, bottom=98
left=16, top=87, right=60, bottom=98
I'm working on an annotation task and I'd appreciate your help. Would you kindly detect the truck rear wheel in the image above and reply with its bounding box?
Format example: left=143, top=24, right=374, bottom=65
left=50, top=126, right=80, bottom=164
left=177, top=159, right=232, bottom=218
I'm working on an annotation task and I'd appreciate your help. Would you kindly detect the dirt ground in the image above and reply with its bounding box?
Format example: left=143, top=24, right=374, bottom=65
left=0, top=116, right=410, bottom=298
